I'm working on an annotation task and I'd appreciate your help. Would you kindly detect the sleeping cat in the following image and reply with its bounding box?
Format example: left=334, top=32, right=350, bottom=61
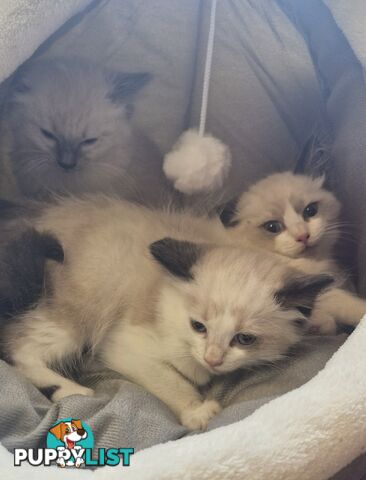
left=221, top=171, right=366, bottom=333
left=1, top=197, right=332, bottom=430
left=1, top=57, right=169, bottom=204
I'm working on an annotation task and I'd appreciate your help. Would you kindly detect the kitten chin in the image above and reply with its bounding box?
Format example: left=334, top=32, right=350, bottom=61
left=1, top=197, right=331, bottom=430
left=2, top=57, right=169, bottom=206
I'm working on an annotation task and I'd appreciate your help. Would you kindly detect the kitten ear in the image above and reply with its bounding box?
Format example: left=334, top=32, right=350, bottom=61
left=107, top=72, right=152, bottom=103
left=314, top=174, right=325, bottom=188
left=294, top=132, right=331, bottom=180
left=149, top=237, right=202, bottom=281
left=37, top=232, right=64, bottom=263
left=11, top=72, right=31, bottom=94
left=275, top=273, right=334, bottom=315
left=218, top=197, right=240, bottom=228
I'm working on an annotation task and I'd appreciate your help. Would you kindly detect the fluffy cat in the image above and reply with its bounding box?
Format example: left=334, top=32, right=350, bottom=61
left=221, top=171, right=366, bottom=333
left=1, top=57, right=169, bottom=204
left=1, top=197, right=331, bottom=430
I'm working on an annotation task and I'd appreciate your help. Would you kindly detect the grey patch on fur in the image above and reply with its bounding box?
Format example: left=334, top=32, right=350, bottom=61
left=150, top=238, right=202, bottom=280
left=0, top=199, right=30, bottom=220
left=275, top=274, right=334, bottom=313
left=0, top=229, right=63, bottom=319
left=107, top=71, right=152, bottom=104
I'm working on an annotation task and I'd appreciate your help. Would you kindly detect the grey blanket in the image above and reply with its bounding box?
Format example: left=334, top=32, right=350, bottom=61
left=0, top=335, right=346, bottom=454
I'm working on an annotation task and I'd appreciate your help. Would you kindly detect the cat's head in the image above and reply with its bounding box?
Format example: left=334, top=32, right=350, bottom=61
left=150, top=238, right=333, bottom=375
left=221, top=172, right=340, bottom=258
left=6, top=57, right=151, bottom=197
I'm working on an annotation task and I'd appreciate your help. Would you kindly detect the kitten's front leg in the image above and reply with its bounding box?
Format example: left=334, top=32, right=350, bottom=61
left=311, top=287, right=366, bottom=334
left=104, top=353, right=221, bottom=430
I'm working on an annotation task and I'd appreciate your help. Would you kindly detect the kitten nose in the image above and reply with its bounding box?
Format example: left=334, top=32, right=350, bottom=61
left=57, top=151, right=77, bottom=170
left=296, top=233, right=310, bottom=244
left=204, top=345, right=224, bottom=368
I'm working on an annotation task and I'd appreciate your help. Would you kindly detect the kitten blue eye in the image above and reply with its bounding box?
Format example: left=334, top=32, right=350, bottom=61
left=190, top=319, right=207, bottom=333
left=232, top=333, right=256, bottom=346
left=303, top=202, right=318, bottom=220
left=40, top=128, right=57, bottom=141
left=81, top=137, right=98, bottom=146
left=262, top=220, right=283, bottom=234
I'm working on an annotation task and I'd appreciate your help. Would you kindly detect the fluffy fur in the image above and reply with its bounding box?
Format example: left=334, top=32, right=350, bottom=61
left=2, top=57, right=169, bottom=204
left=2, top=197, right=330, bottom=430
left=222, top=172, right=366, bottom=333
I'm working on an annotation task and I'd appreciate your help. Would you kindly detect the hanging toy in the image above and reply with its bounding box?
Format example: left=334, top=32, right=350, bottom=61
left=163, top=0, right=231, bottom=195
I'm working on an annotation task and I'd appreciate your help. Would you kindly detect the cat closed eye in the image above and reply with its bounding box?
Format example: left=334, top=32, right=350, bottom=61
left=232, top=333, right=257, bottom=346
left=190, top=319, right=207, bottom=333
left=80, top=137, right=98, bottom=146
left=303, top=202, right=318, bottom=220
left=40, top=128, right=57, bottom=141
left=262, top=220, right=283, bottom=234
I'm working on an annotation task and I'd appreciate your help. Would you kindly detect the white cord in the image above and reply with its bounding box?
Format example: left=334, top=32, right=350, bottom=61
left=198, top=0, right=218, bottom=137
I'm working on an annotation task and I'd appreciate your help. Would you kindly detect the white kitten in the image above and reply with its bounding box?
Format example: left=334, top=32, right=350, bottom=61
left=2, top=197, right=331, bottom=430
left=221, top=171, right=366, bottom=333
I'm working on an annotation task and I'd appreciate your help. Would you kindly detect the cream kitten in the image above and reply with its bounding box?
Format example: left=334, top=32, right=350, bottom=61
left=2, top=197, right=331, bottom=430
left=2, top=57, right=169, bottom=204
left=221, top=172, right=366, bottom=333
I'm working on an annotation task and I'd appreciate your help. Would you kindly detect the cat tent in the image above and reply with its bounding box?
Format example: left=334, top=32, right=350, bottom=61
left=1, top=1, right=366, bottom=479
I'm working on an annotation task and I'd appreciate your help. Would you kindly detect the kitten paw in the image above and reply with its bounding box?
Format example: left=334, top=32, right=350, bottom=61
left=51, top=385, right=94, bottom=402
left=180, top=400, right=222, bottom=431
left=308, top=313, right=337, bottom=335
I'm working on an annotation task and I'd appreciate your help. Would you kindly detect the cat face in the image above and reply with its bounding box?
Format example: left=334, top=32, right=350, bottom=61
left=6, top=57, right=151, bottom=198
left=151, top=239, right=332, bottom=375
left=223, top=172, right=341, bottom=258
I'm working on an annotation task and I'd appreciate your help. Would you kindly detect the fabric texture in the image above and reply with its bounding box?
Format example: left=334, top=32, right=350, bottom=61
left=0, top=0, right=366, bottom=479
left=0, top=0, right=92, bottom=84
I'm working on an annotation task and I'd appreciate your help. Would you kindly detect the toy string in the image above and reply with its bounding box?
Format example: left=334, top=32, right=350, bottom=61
left=198, top=0, right=218, bottom=137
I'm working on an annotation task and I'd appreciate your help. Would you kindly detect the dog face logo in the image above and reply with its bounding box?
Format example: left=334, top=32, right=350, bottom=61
left=48, top=419, right=91, bottom=468
left=49, top=420, right=87, bottom=449
left=15, top=417, right=134, bottom=468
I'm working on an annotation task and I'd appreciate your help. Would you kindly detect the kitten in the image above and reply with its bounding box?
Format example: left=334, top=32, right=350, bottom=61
left=221, top=171, right=366, bottom=333
left=2, top=57, right=169, bottom=204
left=2, top=197, right=331, bottom=430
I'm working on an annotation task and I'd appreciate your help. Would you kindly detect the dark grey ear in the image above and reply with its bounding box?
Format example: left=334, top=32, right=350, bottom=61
left=218, top=197, right=240, bottom=228
left=149, top=237, right=202, bottom=281
left=37, top=232, right=64, bottom=263
left=108, top=72, right=152, bottom=103
left=294, top=132, right=332, bottom=180
left=11, top=71, right=31, bottom=94
left=275, top=274, right=334, bottom=316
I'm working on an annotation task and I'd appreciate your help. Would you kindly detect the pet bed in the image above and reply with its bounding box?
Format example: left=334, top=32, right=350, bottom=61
left=1, top=1, right=366, bottom=479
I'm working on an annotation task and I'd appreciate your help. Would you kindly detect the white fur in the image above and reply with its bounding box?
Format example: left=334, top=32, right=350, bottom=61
left=163, top=130, right=231, bottom=194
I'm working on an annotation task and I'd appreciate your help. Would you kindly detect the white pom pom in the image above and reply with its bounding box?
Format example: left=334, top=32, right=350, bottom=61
left=163, top=130, right=231, bottom=195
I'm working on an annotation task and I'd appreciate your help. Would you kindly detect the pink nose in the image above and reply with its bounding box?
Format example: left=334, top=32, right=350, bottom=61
left=204, top=345, right=224, bottom=368
left=204, top=356, right=223, bottom=368
left=296, top=233, right=310, bottom=244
